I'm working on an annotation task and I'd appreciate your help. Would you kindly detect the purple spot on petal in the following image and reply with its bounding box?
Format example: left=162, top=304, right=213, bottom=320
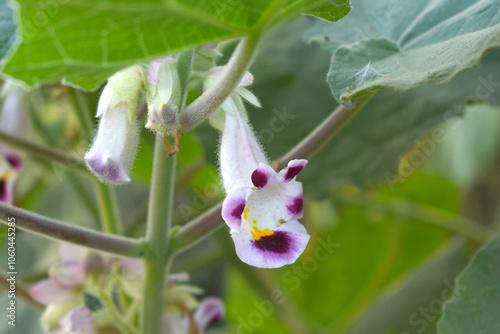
left=231, top=202, right=246, bottom=220
left=85, top=156, right=129, bottom=184
left=285, top=166, right=304, bottom=182
left=0, top=180, right=6, bottom=201
left=287, top=197, right=303, bottom=215
left=253, top=231, right=291, bottom=254
left=251, top=169, right=269, bottom=188
left=4, top=154, right=22, bottom=170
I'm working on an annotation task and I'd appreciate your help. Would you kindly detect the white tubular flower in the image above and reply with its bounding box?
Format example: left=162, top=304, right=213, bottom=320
left=84, top=66, right=143, bottom=184
left=220, top=108, right=310, bottom=268
left=145, top=56, right=180, bottom=132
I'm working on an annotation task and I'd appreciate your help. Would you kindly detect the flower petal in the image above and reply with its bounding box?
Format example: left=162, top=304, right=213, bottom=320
left=195, top=297, right=225, bottom=330
left=30, top=279, right=77, bottom=305
left=49, top=262, right=87, bottom=288
left=147, top=56, right=177, bottom=85
left=84, top=98, right=139, bottom=185
left=251, top=163, right=277, bottom=189
left=59, top=243, right=88, bottom=264
left=0, top=175, right=16, bottom=204
left=245, top=180, right=304, bottom=227
left=59, top=306, right=95, bottom=334
left=280, top=159, right=308, bottom=182
left=221, top=187, right=252, bottom=232
left=232, top=220, right=310, bottom=268
left=220, top=111, right=268, bottom=193
left=161, top=312, right=190, bottom=334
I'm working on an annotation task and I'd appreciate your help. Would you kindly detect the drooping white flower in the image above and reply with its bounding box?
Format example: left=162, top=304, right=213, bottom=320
left=219, top=108, right=310, bottom=268
left=84, top=66, right=143, bottom=184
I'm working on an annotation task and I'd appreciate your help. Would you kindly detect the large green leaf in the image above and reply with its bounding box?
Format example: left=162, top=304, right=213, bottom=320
left=0, top=0, right=16, bottom=59
left=1, top=0, right=350, bottom=90
left=438, top=232, right=500, bottom=334
left=306, top=0, right=500, bottom=106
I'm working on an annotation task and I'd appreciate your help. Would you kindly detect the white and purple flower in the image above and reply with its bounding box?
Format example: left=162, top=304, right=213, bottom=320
left=30, top=243, right=97, bottom=306
left=220, top=108, right=310, bottom=268
left=84, top=66, right=143, bottom=185
left=0, top=82, right=28, bottom=204
left=162, top=297, right=225, bottom=334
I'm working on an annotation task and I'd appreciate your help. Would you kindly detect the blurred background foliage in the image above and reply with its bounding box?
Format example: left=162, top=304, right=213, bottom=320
left=0, top=10, right=500, bottom=334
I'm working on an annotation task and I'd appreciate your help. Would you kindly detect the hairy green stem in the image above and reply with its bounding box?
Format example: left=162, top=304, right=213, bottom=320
left=277, top=96, right=371, bottom=169
left=141, top=135, right=177, bottom=334
left=0, top=130, right=88, bottom=176
left=0, top=202, right=143, bottom=257
left=179, top=35, right=260, bottom=133
left=174, top=98, right=371, bottom=253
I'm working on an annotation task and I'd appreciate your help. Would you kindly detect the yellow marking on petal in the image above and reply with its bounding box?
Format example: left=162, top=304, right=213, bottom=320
left=278, top=219, right=285, bottom=224
left=251, top=226, right=274, bottom=241
left=252, top=186, right=258, bottom=190
left=252, top=220, right=257, bottom=225
left=243, top=208, right=249, bottom=221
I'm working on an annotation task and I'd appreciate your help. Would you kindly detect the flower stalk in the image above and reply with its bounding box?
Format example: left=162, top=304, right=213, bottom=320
left=141, top=134, right=177, bottom=334
left=179, top=35, right=260, bottom=133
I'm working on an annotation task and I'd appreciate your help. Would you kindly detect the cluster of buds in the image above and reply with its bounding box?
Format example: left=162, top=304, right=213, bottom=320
left=30, top=243, right=224, bottom=334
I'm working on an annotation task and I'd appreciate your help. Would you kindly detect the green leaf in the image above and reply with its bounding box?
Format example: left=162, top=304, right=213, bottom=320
left=305, top=1, right=351, bottom=22
left=306, top=0, right=500, bottom=106
left=279, top=0, right=351, bottom=22
left=0, top=0, right=16, bottom=59
left=438, top=232, right=500, bottom=334
left=350, top=241, right=468, bottom=334
left=83, top=291, right=104, bottom=312
left=1, top=0, right=350, bottom=90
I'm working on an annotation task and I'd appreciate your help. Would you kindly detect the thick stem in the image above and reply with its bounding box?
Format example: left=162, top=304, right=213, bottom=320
left=141, top=134, right=177, bottom=334
left=174, top=97, right=371, bottom=253
left=179, top=35, right=260, bottom=133
left=0, top=202, right=143, bottom=257
left=277, top=96, right=371, bottom=169
left=0, top=130, right=88, bottom=176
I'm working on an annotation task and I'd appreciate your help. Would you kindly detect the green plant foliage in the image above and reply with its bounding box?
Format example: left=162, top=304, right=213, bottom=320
left=438, top=232, right=500, bottom=334
left=1, top=0, right=350, bottom=90
left=307, top=0, right=500, bottom=106
left=0, top=0, right=16, bottom=59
